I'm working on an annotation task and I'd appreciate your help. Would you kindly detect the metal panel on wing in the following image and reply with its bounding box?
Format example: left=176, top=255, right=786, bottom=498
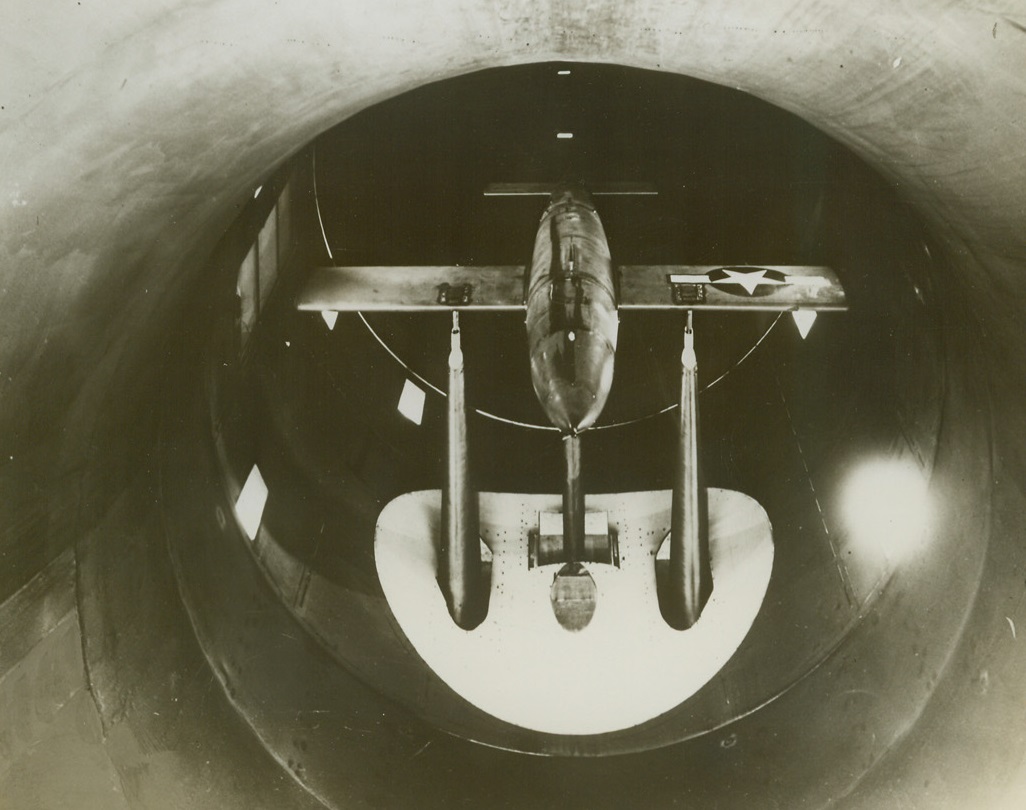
left=296, top=265, right=527, bottom=312
left=617, top=265, right=847, bottom=311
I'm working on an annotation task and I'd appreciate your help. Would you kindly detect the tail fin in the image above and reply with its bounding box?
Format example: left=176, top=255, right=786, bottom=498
left=484, top=181, right=657, bottom=197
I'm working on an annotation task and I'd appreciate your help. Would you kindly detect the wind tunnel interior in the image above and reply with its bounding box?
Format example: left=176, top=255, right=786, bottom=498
left=2, top=7, right=1026, bottom=810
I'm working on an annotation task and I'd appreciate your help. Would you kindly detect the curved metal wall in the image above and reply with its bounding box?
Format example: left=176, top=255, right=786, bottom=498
left=1, top=2, right=1025, bottom=808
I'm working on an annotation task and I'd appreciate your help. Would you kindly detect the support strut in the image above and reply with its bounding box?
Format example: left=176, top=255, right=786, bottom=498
left=667, top=311, right=712, bottom=629
left=439, top=312, right=484, bottom=629
left=562, top=432, right=585, bottom=564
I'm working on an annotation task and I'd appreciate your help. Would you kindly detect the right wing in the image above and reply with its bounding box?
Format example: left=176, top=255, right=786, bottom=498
left=618, top=265, right=847, bottom=311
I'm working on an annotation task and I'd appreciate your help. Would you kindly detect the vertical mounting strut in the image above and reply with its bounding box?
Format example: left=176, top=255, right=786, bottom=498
left=667, top=310, right=712, bottom=629
left=439, top=311, right=484, bottom=629
left=562, top=432, right=585, bottom=564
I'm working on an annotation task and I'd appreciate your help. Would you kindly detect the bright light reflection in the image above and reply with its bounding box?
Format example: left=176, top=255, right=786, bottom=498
left=556, top=132, right=574, bottom=139
left=321, top=310, right=338, bottom=331
left=792, top=309, right=818, bottom=339
left=841, top=459, right=932, bottom=563
left=236, top=465, right=268, bottom=541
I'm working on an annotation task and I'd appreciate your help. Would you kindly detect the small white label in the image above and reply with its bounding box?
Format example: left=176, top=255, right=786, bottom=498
left=321, top=310, right=339, bottom=331
left=236, top=465, right=268, bottom=541
left=398, top=379, right=426, bottom=425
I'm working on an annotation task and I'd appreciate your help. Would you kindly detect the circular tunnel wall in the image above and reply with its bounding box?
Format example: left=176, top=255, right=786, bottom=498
left=143, top=60, right=991, bottom=808
left=2, top=2, right=1026, bottom=809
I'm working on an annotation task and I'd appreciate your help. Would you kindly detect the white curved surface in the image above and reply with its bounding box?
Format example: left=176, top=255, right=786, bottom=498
left=375, top=489, right=773, bottom=735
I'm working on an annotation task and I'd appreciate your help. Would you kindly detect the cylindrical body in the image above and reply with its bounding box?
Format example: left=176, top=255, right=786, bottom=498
left=439, top=314, right=483, bottom=629
left=525, top=187, right=619, bottom=434
left=668, top=318, right=712, bottom=629
left=562, top=433, right=585, bottom=563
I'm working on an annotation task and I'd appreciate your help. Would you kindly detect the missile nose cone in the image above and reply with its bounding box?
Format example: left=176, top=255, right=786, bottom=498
left=540, top=380, right=601, bottom=433
left=530, top=330, right=615, bottom=433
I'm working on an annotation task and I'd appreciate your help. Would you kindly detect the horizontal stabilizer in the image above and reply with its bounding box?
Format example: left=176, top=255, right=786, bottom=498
left=296, top=265, right=526, bottom=312
left=484, top=182, right=657, bottom=197
left=618, top=265, right=847, bottom=311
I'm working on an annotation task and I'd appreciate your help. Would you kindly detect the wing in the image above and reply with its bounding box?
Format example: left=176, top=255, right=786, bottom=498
left=618, top=265, right=847, bottom=311
left=296, top=266, right=527, bottom=312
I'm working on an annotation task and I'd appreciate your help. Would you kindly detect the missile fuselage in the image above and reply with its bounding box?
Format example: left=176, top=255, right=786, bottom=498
left=525, top=187, right=619, bottom=435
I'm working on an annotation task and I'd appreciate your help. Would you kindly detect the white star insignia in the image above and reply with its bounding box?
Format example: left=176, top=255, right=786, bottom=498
left=715, top=268, right=787, bottom=296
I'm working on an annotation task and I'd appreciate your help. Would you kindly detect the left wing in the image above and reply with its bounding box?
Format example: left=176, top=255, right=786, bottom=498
left=296, top=266, right=527, bottom=312
left=618, top=265, right=847, bottom=311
